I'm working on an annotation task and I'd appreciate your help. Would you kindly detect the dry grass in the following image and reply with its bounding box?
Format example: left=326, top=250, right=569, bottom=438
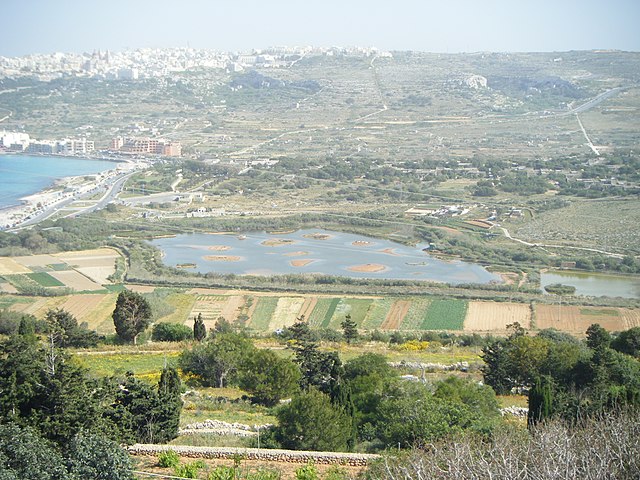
left=464, top=301, right=532, bottom=333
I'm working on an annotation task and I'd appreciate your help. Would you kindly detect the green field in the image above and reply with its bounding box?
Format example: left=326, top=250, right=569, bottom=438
left=580, top=308, right=620, bottom=316
left=421, top=299, right=468, bottom=330
left=307, top=298, right=335, bottom=327
left=74, top=352, right=180, bottom=380
left=328, top=298, right=373, bottom=328
left=249, top=297, right=278, bottom=330
left=320, top=298, right=340, bottom=328
left=25, top=272, right=65, bottom=287
left=362, top=299, right=393, bottom=330
left=401, top=298, right=433, bottom=330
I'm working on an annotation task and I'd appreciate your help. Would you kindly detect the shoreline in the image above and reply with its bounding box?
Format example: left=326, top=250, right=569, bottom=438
left=0, top=153, right=144, bottom=230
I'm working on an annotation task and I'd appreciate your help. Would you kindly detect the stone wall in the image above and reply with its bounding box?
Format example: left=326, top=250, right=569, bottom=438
left=128, top=444, right=380, bottom=466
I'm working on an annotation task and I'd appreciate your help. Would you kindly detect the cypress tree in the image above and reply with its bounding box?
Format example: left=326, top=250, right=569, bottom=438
left=193, top=313, right=206, bottom=342
left=528, top=375, right=554, bottom=427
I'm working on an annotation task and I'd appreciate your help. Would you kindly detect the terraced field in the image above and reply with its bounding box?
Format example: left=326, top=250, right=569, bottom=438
left=3, top=286, right=639, bottom=338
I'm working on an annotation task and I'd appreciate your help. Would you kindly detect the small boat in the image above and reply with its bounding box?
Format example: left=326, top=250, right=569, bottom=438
left=237, top=234, right=247, bottom=240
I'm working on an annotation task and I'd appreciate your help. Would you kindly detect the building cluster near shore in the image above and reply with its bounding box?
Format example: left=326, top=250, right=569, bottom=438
left=110, top=136, right=182, bottom=157
left=0, top=46, right=390, bottom=81
left=0, top=130, right=181, bottom=157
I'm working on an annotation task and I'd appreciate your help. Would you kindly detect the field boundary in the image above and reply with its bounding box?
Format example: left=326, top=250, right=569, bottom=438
left=128, top=444, right=380, bottom=466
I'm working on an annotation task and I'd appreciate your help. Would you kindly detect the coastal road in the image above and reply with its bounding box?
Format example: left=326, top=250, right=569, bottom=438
left=65, top=171, right=136, bottom=218
left=9, top=170, right=136, bottom=230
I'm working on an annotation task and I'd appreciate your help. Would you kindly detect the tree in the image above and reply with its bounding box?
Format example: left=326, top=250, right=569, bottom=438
left=45, top=308, right=99, bottom=348
left=586, top=324, right=611, bottom=350
left=152, top=322, right=192, bottom=342
left=238, top=349, right=301, bottom=406
left=611, top=327, right=640, bottom=357
left=193, top=313, right=206, bottom=342
left=375, top=382, right=476, bottom=448
left=527, top=375, right=554, bottom=427
left=112, top=290, right=152, bottom=345
left=156, top=367, right=183, bottom=441
left=273, top=389, right=353, bottom=452
left=341, top=314, right=358, bottom=344
left=106, top=371, right=181, bottom=444
left=67, top=432, right=134, bottom=480
left=179, top=333, right=254, bottom=387
left=0, top=423, right=69, bottom=480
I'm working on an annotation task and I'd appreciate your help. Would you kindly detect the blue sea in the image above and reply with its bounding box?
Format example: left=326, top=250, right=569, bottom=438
left=0, top=154, right=119, bottom=209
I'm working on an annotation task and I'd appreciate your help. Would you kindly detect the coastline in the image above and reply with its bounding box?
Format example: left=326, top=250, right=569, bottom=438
left=0, top=153, right=143, bottom=230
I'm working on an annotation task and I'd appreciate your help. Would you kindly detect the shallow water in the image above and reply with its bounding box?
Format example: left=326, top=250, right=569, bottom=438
left=541, top=270, right=640, bottom=299
left=151, top=229, right=502, bottom=285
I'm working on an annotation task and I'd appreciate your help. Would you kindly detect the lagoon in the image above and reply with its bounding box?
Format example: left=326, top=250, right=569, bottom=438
left=541, top=270, right=640, bottom=299
left=0, top=154, right=119, bottom=209
left=151, top=230, right=502, bottom=285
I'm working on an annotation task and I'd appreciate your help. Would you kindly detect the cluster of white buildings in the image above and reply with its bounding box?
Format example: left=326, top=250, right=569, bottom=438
left=0, top=46, right=391, bottom=81
left=0, top=131, right=94, bottom=155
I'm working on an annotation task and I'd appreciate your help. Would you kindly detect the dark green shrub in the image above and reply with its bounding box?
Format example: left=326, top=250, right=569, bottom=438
left=152, top=322, right=193, bottom=342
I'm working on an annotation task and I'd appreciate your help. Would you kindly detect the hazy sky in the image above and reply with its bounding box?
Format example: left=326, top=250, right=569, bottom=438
left=1, top=0, right=638, bottom=56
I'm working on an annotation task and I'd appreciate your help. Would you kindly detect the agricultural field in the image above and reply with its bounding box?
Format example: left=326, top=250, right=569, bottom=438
left=400, top=298, right=433, bottom=330
left=0, top=248, right=121, bottom=294
left=269, top=297, right=306, bottom=330
left=189, top=295, right=246, bottom=330
left=380, top=300, right=412, bottom=330
left=421, top=299, right=468, bottom=331
left=535, top=304, right=640, bottom=335
left=326, top=298, right=373, bottom=329
left=307, top=297, right=338, bottom=328
left=464, top=301, right=532, bottom=333
left=361, top=298, right=393, bottom=330
left=248, top=296, right=278, bottom=330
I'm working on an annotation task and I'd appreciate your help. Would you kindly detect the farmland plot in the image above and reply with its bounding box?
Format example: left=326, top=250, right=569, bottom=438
left=421, top=299, right=468, bottom=330
left=59, top=294, right=109, bottom=321
left=249, top=297, right=278, bottom=330
left=190, top=295, right=238, bottom=331
left=362, top=299, right=393, bottom=330
left=298, top=297, right=318, bottom=322
left=49, top=270, right=104, bottom=291
left=464, top=302, right=531, bottom=333
left=9, top=297, right=65, bottom=317
left=620, top=309, right=640, bottom=329
left=380, top=300, right=411, bottom=330
left=0, top=257, right=31, bottom=275
left=400, top=298, right=432, bottom=330
left=535, top=305, right=633, bottom=334
left=269, top=297, right=306, bottom=330
left=327, top=298, right=373, bottom=329
left=307, top=298, right=336, bottom=327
